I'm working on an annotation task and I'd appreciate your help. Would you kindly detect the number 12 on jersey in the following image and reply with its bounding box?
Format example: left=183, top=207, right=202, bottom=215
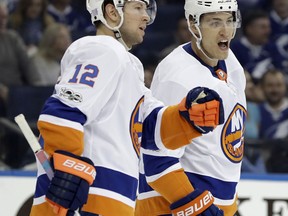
left=69, top=64, right=99, bottom=87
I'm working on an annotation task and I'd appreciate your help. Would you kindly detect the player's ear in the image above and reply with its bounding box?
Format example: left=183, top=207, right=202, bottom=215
left=104, top=3, right=120, bottom=24
left=188, top=15, right=200, bottom=37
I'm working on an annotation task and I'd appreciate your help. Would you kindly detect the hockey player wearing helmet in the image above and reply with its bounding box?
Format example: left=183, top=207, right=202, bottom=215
left=29, top=0, right=225, bottom=216
left=86, top=0, right=156, bottom=49
left=185, top=0, right=241, bottom=64
left=136, top=0, right=245, bottom=216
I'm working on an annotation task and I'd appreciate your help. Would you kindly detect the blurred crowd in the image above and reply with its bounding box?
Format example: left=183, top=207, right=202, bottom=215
left=0, top=0, right=288, bottom=174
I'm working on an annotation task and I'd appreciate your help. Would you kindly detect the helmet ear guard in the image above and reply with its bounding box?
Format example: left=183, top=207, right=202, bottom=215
left=86, top=0, right=105, bottom=25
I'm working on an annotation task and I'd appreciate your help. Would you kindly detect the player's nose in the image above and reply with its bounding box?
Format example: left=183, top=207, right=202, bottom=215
left=143, top=10, right=150, bottom=24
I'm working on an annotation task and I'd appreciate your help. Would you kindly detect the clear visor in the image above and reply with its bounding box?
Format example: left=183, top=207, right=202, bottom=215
left=125, top=0, right=157, bottom=25
left=146, top=0, right=157, bottom=25
left=199, top=10, right=241, bottom=29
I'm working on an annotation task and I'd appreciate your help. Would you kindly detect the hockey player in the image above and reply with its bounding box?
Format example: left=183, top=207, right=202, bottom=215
left=136, top=0, right=246, bottom=215
left=29, top=0, right=224, bottom=215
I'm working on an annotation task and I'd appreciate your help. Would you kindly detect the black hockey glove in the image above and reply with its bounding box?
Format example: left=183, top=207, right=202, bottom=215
left=46, top=150, right=96, bottom=215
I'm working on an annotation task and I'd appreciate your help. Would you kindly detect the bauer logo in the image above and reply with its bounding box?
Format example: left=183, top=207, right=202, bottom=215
left=130, top=96, right=144, bottom=157
left=175, top=191, right=214, bottom=216
left=63, top=159, right=96, bottom=179
left=221, top=103, right=246, bottom=163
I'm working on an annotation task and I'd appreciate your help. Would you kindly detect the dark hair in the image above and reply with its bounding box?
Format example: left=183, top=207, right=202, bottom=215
left=10, top=0, right=52, bottom=30
left=242, top=10, right=269, bottom=36
left=260, top=69, right=284, bottom=85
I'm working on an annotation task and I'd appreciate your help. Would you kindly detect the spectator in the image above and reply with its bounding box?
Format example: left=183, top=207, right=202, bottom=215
left=237, top=0, right=269, bottom=15
left=259, top=69, right=288, bottom=139
left=0, top=1, right=40, bottom=88
left=0, top=0, right=42, bottom=169
left=9, top=0, right=54, bottom=55
left=70, top=0, right=96, bottom=36
left=244, top=69, right=265, bottom=103
left=259, top=69, right=288, bottom=173
left=47, top=0, right=88, bottom=40
left=7, top=0, right=19, bottom=13
left=31, top=23, right=71, bottom=86
left=231, top=10, right=273, bottom=83
left=242, top=70, right=266, bottom=173
left=160, top=16, right=191, bottom=59
left=269, top=0, right=288, bottom=40
left=244, top=70, right=263, bottom=138
left=269, top=34, right=288, bottom=77
left=267, top=0, right=288, bottom=78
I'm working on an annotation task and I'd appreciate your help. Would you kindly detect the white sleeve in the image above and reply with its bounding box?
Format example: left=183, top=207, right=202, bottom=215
left=53, top=42, right=123, bottom=123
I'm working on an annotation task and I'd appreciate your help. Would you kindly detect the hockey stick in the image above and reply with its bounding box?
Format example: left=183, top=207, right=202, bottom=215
left=14, top=114, right=80, bottom=216
left=14, top=114, right=54, bottom=180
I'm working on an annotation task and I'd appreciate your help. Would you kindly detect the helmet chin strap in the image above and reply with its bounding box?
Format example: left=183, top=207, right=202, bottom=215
left=113, top=29, right=131, bottom=51
left=187, top=22, right=217, bottom=62
left=101, top=10, right=131, bottom=51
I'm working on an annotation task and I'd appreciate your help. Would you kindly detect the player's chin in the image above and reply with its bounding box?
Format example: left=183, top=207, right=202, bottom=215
left=216, top=51, right=229, bottom=60
left=133, top=36, right=144, bottom=46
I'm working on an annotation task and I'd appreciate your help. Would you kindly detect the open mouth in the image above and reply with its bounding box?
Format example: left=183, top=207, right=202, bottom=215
left=218, top=40, right=229, bottom=50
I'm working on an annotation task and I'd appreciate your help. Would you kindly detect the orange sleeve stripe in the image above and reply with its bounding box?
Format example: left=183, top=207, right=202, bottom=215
left=82, top=194, right=134, bottom=216
left=53, top=152, right=95, bottom=185
left=38, top=120, right=84, bottom=157
left=30, top=201, right=56, bottom=216
left=135, top=196, right=171, bottom=216
left=217, top=196, right=238, bottom=216
left=30, top=194, right=134, bottom=216
left=161, top=105, right=201, bottom=150
left=148, top=169, right=194, bottom=203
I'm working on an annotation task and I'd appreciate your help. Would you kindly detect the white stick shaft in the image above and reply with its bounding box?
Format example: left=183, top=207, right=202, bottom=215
left=14, top=114, right=54, bottom=180
left=14, top=114, right=41, bottom=153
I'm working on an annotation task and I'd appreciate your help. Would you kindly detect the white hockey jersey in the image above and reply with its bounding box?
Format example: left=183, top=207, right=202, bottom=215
left=136, top=43, right=247, bottom=215
left=29, top=35, right=171, bottom=216
left=30, top=36, right=203, bottom=216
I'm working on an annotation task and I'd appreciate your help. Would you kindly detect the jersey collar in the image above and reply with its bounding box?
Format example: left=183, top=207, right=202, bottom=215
left=182, top=42, right=227, bottom=82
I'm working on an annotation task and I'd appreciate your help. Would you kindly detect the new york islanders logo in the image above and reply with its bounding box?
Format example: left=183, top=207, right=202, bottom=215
left=221, top=103, right=247, bottom=163
left=130, top=97, right=144, bottom=157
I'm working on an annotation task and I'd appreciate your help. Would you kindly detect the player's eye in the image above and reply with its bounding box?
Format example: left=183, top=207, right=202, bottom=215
left=227, top=19, right=235, bottom=27
left=136, top=1, right=148, bottom=10
left=210, top=21, right=221, bottom=28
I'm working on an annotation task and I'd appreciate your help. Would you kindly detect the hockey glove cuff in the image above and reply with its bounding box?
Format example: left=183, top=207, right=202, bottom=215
left=171, top=189, right=224, bottom=216
left=46, top=150, right=96, bottom=215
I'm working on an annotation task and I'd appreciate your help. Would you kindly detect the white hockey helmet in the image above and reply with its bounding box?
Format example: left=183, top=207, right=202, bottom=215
left=86, top=0, right=157, bottom=28
left=184, top=0, right=241, bottom=28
